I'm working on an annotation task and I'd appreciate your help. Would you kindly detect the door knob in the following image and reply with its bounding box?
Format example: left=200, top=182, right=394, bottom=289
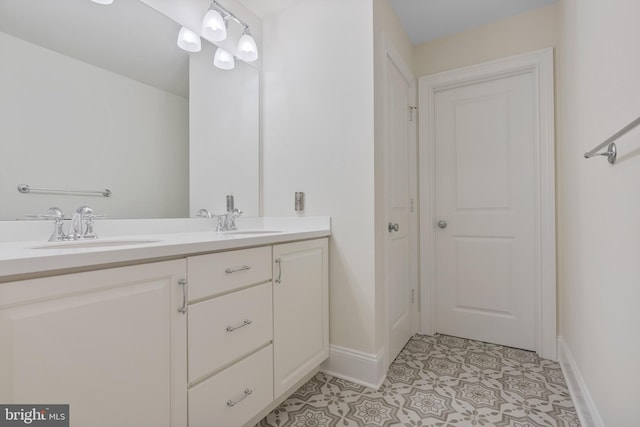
left=388, top=222, right=399, bottom=232
left=437, top=220, right=447, bottom=229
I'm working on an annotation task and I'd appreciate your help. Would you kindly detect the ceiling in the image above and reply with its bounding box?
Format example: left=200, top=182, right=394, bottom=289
left=239, top=0, right=559, bottom=46
left=389, top=0, right=559, bottom=45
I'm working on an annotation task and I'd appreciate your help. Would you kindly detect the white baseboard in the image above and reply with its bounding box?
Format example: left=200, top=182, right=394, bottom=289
left=320, top=344, right=386, bottom=390
left=557, top=337, right=605, bottom=427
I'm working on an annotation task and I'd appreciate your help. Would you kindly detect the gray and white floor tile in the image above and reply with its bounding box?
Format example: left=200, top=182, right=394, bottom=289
left=256, top=334, right=580, bottom=427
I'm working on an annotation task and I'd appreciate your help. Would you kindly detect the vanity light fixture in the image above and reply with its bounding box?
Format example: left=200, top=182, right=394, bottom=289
left=236, top=26, right=258, bottom=62
left=91, top=0, right=114, bottom=4
left=202, top=4, right=227, bottom=41
left=177, top=0, right=258, bottom=68
left=177, top=26, right=201, bottom=53
left=213, top=47, right=235, bottom=70
left=204, top=0, right=259, bottom=68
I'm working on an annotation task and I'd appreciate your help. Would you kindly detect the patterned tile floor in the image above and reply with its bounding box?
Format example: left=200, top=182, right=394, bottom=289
left=256, top=334, right=580, bottom=427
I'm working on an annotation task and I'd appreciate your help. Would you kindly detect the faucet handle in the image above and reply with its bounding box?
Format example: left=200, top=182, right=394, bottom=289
left=83, top=215, right=98, bottom=240
left=213, top=215, right=224, bottom=231
left=197, top=209, right=213, bottom=218
left=41, top=207, right=68, bottom=242
left=46, top=207, right=65, bottom=219
left=228, top=209, right=243, bottom=230
left=27, top=207, right=65, bottom=220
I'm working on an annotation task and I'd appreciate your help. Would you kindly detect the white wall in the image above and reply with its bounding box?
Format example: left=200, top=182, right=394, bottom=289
left=558, top=0, right=640, bottom=424
left=261, top=0, right=377, bottom=354
left=0, top=31, right=188, bottom=220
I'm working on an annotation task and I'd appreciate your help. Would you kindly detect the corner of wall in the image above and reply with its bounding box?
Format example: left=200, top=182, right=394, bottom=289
left=320, top=345, right=386, bottom=390
left=557, top=337, right=605, bottom=427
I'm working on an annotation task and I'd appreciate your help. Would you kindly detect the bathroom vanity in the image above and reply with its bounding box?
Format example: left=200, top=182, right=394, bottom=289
left=0, top=217, right=330, bottom=427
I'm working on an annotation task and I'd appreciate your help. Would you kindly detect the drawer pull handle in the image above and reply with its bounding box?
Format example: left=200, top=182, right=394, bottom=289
left=275, top=258, right=282, bottom=284
left=227, top=388, right=253, bottom=407
left=226, top=319, right=252, bottom=332
left=225, top=265, right=251, bottom=274
left=178, top=279, right=187, bottom=314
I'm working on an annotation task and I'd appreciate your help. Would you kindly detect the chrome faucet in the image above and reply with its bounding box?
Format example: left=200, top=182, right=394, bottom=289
left=221, top=208, right=242, bottom=231
left=71, top=206, right=98, bottom=240
left=220, top=195, right=242, bottom=230
left=37, top=207, right=67, bottom=242
left=29, top=206, right=102, bottom=241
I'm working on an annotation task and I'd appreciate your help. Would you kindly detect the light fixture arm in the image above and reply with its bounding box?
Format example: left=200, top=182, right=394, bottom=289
left=211, top=0, right=250, bottom=30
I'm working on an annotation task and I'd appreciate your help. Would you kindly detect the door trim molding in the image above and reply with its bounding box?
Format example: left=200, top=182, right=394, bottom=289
left=378, top=32, right=419, bottom=368
left=418, top=48, right=557, bottom=360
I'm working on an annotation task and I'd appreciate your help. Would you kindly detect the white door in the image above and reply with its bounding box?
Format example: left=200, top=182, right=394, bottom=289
left=433, top=72, right=537, bottom=350
left=384, top=38, right=416, bottom=363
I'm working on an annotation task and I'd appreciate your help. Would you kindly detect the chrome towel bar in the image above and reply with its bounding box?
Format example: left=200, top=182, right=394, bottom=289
left=584, top=116, right=640, bottom=164
left=17, top=184, right=112, bottom=198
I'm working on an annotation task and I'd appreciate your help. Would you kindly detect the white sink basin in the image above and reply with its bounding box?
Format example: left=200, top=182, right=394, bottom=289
left=31, top=239, right=161, bottom=250
left=223, top=230, right=284, bottom=235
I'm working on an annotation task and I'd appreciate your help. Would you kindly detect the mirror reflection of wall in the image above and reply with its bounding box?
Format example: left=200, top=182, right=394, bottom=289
left=190, top=40, right=260, bottom=218
left=0, top=0, right=260, bottom=221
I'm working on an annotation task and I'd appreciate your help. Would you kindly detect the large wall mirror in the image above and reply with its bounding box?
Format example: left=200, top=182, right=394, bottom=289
left=0, top=0, right=260, bottom=220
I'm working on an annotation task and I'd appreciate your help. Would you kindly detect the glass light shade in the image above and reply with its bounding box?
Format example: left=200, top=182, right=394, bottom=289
left=177, top=27, right=201, bottom=53
left=91, top=0, right=114, bottom=4
left=202, top=9, right=227, bottom=42
left=236, top=33, right=258, bottom=62
left=213, top=47, right=235, bottom=70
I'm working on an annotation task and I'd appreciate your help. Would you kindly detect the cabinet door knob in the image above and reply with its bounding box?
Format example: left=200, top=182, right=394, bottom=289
left=388, top=222, right=399, bottom=232
left=437, top=220, right=448, bottom=229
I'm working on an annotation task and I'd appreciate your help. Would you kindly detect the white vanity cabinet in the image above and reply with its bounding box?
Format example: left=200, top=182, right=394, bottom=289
left=186, top=238, right=329, bottom=427
left=273, top=238, right=329, bottom=398
left=0, top=232, right=329, bottom=427
left=186, top=247, right=274, bottom=427
left=0, top=260, right=188, bottom=427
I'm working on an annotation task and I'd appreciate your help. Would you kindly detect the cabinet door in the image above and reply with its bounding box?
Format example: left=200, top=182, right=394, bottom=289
left=0, top=260, right=187, bottom=427
left=273, top=238, right=329, bottom=398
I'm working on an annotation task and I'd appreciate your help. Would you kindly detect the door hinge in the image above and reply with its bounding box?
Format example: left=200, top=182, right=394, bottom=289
left=411, top=289, right=416, bottom=304
left=410, top=198, right=415, bottom=213
left=409, top=106, right=417, bottom=122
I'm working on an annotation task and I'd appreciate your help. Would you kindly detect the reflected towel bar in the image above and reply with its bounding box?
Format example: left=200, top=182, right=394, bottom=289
left=584, top=116, right=640, bottom=164
left=17, top=184, right=112, bottom=198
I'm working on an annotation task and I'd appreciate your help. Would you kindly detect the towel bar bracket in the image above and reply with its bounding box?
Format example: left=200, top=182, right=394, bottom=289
left=584, top=142, right=617, bottom=164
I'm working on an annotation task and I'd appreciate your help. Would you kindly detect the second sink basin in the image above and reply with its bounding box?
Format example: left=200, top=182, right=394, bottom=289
left=31, top=239, right=161, bottom=250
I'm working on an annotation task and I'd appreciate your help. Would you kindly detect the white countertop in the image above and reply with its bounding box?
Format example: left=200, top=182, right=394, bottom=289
left=0, top=217, right=330, bottom=282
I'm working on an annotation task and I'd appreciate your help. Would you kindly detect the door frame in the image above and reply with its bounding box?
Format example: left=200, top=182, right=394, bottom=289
left=379, top=32, right=419, bottom=367
left=418, top=48, right=557, bottom=360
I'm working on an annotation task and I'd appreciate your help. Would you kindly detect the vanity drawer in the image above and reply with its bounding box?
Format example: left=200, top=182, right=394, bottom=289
left=187, top=246, right=271, bottom=301
left=189, top=344, right=273, bottom=427
left=188, top=282, right=272, bottom=382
